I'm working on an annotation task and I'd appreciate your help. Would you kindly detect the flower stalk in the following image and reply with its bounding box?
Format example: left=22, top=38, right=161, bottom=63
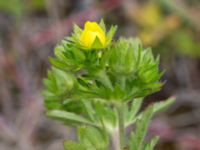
left=116, top=103, right=126, bottom=150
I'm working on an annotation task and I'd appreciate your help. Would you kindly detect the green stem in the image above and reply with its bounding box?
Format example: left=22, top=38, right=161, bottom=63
left=116, top=103, right=126, bottom=150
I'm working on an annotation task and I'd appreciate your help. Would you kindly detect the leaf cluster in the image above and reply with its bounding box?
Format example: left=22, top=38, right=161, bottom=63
left=60, top=98, right=175, bottom=150
left=43, top=37, right=163, bottom=108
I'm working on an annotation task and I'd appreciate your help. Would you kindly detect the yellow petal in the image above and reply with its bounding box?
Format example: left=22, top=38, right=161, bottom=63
left=84, top=21, right=105, bottom=35
left=80, top=30, right=106, bottom=48
left=80, top=30, right=95, bottom=48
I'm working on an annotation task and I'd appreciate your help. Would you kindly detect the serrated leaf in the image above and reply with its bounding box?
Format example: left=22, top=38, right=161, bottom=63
left=129, top=106, right=154, bottom=150
left=125, top=98, right=143, bottom=126
left=153, top=97, right=176, bottom=114
left=127, top=97, right=175, bottom=127
left=46, top=110, right=96, bottom=126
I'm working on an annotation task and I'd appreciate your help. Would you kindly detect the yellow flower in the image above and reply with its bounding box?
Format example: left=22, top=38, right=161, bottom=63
left=80, top=21, right=106, bottom=49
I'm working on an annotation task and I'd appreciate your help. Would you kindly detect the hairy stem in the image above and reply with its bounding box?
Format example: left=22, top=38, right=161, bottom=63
left=116, top=103, right=126, bottom=150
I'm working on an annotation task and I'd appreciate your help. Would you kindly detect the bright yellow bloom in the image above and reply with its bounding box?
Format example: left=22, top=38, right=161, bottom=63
left=80, top=21, right=106, bottom=49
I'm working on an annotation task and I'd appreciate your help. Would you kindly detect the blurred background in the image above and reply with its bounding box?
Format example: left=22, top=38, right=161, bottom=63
left=0, top=0, right=200, bottom=149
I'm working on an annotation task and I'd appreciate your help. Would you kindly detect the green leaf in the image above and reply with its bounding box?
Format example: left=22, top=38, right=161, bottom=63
left=144, top=136, right=159, bottom=150
left=44, top=99, right=62, bottom=110
left=100, top=48, right=112, bottom=68
left=49, top=57, right=68, bottom=70
left=91, top=36, right=104, bottom=49
left=127, top=97, right=175, bottom=127
left=81, top=100, right=97, bottom=122
left=125, top=45, right=135, bottom=73
left=64, top=126, right=109, bottom=150
left=53, top=68, right=75, bottom=91
left=46, top=110, right=96, bottom=126
left=153, top=97, right=176, bottom=114
left=125, top=98, right=143, bottom=126
left=54, top=46, right=66, bottom=61
left=78, top=126, right=109, bottom=150
left=129, top=106, right=154, bottom=150
left=106, top=25, right=117, bottom=44
left=99, top=19, right=106, bottom=32
left=64, top=141, right=85, bottom=150
left=96, top=71, right=114, bottom=91
left=94, top=102, right=117, bottom=132
left=43, top=78, right=55, bottom=93
left=73, top=24, right=82, bottom=35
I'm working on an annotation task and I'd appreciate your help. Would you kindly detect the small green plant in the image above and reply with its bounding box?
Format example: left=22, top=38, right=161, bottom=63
left=43, top=20, right=175, bottom=150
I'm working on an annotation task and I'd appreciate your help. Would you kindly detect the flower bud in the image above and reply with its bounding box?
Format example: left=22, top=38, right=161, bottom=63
left=71, top=20, right=117, bottom=50
left=80, top=21, right=106, bottom=49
